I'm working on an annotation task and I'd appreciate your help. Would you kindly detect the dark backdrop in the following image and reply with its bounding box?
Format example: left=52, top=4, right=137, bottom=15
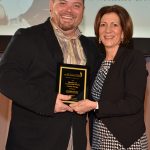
left=0, top=35, right=150, bottom=56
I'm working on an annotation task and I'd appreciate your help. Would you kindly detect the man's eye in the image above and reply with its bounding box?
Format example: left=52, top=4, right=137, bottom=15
left=74, top=4, right=81, bottom=8
left=59, top=2, right=66, bottom=5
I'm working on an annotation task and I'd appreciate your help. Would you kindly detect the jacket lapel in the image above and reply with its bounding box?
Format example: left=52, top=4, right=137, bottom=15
left=42, top=18, right=64, bottom=64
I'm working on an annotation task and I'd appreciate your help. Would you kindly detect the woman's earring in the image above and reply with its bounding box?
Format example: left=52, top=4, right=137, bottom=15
left=121, top=34, right=124, bottom=44
left=121, top=38, right=123, bottom=44
left=99, top=37, right=101, bottom=43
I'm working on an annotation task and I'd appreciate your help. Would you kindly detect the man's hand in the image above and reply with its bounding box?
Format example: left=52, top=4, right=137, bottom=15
left=54, top=94, right=73, bottom=113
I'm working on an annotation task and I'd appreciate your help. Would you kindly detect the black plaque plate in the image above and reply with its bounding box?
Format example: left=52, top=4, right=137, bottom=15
left=58, top=64, right=87, bottom=104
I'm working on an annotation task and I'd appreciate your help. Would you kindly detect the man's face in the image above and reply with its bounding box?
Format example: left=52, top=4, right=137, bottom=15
left=50, top=0, right=84, bottom=31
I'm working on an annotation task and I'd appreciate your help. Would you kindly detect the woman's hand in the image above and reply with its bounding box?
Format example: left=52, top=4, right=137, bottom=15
left=69, top=99, right=98, bottom=114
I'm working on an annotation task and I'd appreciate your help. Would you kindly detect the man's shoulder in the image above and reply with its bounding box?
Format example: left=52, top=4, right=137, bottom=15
left=15, top=23, right=44, bottom=36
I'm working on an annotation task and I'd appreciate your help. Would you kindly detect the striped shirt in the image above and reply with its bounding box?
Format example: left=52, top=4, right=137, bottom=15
left=51, top=19, right=86, bottom=150
left=50, top=19, right=86, bottom=65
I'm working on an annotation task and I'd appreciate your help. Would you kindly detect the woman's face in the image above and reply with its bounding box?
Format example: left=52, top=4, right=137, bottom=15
left=99, top=12, right=124, bottom=50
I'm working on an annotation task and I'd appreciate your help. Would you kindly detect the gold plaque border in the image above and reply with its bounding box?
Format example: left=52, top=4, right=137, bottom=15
left=58, top=65, right=87, bottom=103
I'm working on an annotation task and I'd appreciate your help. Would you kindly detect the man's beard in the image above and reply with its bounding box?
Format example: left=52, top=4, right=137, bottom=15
left=60, top=23, right=76, bottom=31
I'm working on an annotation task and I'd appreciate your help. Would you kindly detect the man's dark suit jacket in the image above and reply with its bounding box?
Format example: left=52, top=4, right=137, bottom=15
left=0, top=18, right=102, bottom=150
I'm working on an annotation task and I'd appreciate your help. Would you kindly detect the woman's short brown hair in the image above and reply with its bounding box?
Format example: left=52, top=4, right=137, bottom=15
left=94, top=5, right=133, bottom=45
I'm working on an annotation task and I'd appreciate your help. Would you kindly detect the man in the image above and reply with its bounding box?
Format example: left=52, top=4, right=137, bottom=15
left=0, top=0, right=101, bottom=149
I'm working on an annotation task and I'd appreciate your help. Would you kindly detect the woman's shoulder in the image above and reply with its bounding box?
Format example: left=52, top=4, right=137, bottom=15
left=121, top=47, right=145, bottom=60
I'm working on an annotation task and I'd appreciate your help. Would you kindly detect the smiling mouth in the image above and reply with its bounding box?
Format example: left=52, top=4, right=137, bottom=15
left=62, top=16, right=73, bottom=19
left=104, top=35, right=114, bottom=39
left=61, top=13, right=75, bottom=21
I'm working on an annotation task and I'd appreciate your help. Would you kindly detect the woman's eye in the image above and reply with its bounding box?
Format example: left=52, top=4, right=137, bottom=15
left=113, top=23, right=118, bottom=27
left=100, top=23, right=105, bottom=27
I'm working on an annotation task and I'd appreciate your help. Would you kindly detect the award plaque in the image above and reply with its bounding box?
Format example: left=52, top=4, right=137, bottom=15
left=58, top=64, right=87, bottom=104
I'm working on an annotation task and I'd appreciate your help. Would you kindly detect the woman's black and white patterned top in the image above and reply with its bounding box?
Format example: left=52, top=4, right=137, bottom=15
left=91, top=60, right=148, bottom=150
left=91, top=60, right=113, bottom=101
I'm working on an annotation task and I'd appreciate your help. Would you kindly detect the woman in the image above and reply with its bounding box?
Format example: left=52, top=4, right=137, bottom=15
left=70, top=5, right=148, bottom=149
